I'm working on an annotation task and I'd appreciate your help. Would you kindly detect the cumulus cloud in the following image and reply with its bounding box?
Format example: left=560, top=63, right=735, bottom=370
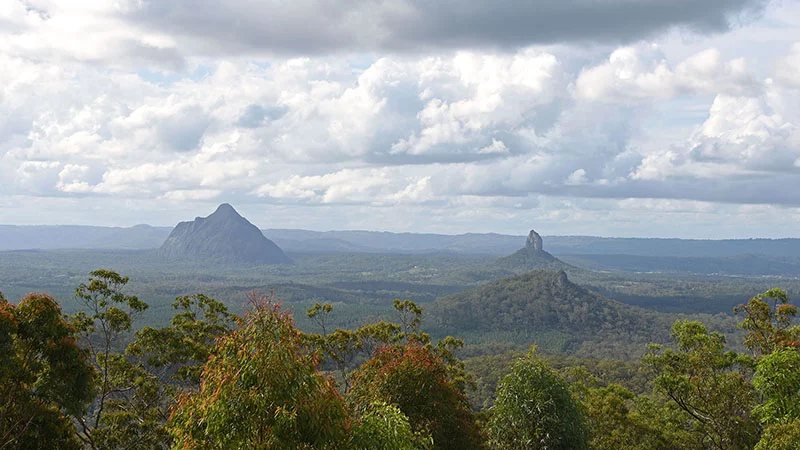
left=574, top=45, right=760, bottom=102
left=3, top=41, right=800, bottom=212
left=3, top=0, right=800, bottom=237
left=776, top=42, right=800, bottom=87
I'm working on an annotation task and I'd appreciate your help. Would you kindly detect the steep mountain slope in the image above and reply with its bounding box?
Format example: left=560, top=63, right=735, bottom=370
left=160, top=204, right=291, bottom=265
left=495, top=230, right=574, bottom=272
left=426, top=270, right=677, bottom=359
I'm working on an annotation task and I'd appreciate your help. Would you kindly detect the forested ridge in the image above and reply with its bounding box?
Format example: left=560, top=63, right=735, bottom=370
left=427, top=270, right=741, bottom=359
left=2, top=268, right=799, bottom=449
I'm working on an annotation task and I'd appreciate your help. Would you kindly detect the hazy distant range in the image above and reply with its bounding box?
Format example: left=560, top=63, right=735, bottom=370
left=3, top=224, right=800, bottom=258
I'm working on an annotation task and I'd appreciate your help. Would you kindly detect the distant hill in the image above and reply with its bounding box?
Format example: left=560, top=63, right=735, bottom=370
left=160, top=204, right=291, bottom=265
left=495, top=230, right=574, bottom=273
left=6, top=221, right=800, bottom=263
left=426, top=270, right=676, bottom=359
left=545, top=236, right=800, bottom=258
left=264, top=229, right=524, bottom=254
left=269, top=237, right=377, bottom=253
left=560, top=253, right=800, bottom=276
left=0, top=224, right=172, bottom=250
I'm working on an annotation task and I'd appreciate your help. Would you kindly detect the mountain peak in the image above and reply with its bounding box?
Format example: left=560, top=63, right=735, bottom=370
left=525, top=229, right=543, bottom=251
left=213, top=203, right=237, bottom=215
left=495, top=229, right=571, bottom=272
left=159, top=204, right=291, bottom=265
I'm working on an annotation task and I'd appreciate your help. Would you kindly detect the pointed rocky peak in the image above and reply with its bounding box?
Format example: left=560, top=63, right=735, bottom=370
left=159, top=204, right=292, bottom=265
left=212, top=203, right=238, bottom=216
left=496, top=228, right=572, bottom=272
left=525, top=229, right=543, bottom=252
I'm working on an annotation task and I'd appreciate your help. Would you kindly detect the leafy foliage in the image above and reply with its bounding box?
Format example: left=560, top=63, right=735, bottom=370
left=168, top=293, right=349, bottom=449
left=70, top=269, right=154, bottom=449
left=754, top=419, right=800, bottom=450
left=487, top=347, right=589, bottom=450
left=348, top=341, right=484, bottom=450
left=753, top=348, right=800, bottom=424
left=0, top=292, right=94, bottom=450
left=735, top=288, right=800, bottom=358
left=4, top=268, right=800, bottom=449
left=349, top=402, right=432, bottom=450
left=645, top=320, right=760, bottom=450
left=127, top=293, right=237, bottom=386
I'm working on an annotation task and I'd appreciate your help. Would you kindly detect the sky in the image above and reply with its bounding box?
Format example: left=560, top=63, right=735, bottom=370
left=1, top=0, right=800, bottom=238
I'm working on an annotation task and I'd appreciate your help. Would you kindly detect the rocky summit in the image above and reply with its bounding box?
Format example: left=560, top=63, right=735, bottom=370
left=495, top=229, right=571, bottom=272
left=159, top=203, right=292, bottom=265
left=525, top=229, right=544, bottom=252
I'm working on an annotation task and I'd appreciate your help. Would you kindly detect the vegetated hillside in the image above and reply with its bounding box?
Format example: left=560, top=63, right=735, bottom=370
left=561, top=253, right=800, bottom=276
left=160, top=204, right=292, bottom=265
left=494, top=245, right=574, bottom=273
left=427, top=270, right=689, bottom=359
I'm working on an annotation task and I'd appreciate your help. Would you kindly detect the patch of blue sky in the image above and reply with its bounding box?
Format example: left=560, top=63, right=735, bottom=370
left=137, top=65, right=212, bottom=85
left=347, top=54, right=377, bottom=71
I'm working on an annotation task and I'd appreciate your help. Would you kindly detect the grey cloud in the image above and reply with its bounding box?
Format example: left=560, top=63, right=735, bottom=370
left=125, top=0, right=771, bottom=56
left=390, top=0, right=768, bottom=50
left=119, top=41, right=187, bottom=72
left=236, top=104, right=288, bottom=128
left=156, top=106, right=211, bottom=152
left=554, top=175, right=800, bottom=207
left=428, top=161, right=800, bottom=207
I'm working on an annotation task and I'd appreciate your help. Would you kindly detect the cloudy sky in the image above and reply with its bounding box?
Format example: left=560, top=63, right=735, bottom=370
left=2, top=0, right=800, bottom=238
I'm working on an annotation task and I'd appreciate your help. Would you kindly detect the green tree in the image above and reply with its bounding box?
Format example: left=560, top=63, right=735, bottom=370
left=128, top=293, right=237, bottom=386
left=488, top=347, right=588, bottom=450
left=305, top=302, right=373, bottom=393
left=753, top=348, right=800, bottom=424
left=84, top=292, right=238, bottom=450
left=168, top=293, right=349, bottom=449
left=752, top=347, right=800, bottom=450
left=0, top=292, right=95, bottom=450
left=575, top=382, right=695, bottom=450
left=645, top=320, right=760, bottom=450
left=349, top=402, right=432, bottom=450
left=70, top=269, right=151, bottom=449
left=733, top=288, right=800, bottom=450
left=754, top=419, right=800, bottom=450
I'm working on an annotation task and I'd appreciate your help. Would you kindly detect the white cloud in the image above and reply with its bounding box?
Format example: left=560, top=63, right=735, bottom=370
left=776, top=42, right=800, bottom=88
left=392, top=50, right=561, bottom=156
left=254, top=168, right=436, bottom=205
left=477, top=140, right=510, bottom=155
left=3, top=1, right=800, bottom=237
left=574, top=45, right=760, bottom=103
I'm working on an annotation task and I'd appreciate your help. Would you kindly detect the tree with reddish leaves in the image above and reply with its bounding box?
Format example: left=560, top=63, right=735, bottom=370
left=735, top=288, right=800, bottom=359
left=348, top=340, right=485, bottom=450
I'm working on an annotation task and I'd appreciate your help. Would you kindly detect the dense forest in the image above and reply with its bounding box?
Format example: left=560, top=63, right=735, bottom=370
left=2, top=268, right=799, bottom=449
